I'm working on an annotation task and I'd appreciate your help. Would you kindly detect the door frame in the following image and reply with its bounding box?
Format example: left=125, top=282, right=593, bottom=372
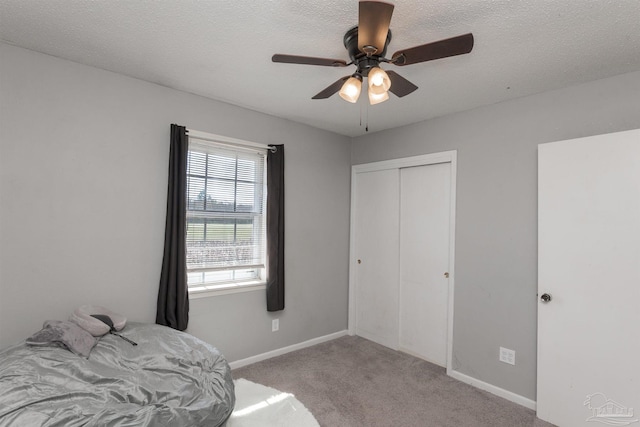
left=348, top=150, right=457, bottom=371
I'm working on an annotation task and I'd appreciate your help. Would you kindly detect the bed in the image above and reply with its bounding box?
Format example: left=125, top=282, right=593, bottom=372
left=0, top=322, right=235, bottom=426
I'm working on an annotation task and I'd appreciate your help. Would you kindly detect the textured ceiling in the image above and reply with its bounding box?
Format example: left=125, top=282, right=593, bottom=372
left=1, top=0, right=639, bottom=137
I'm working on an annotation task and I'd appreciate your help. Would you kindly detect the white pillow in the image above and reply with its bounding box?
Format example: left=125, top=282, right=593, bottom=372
left=69, top=305, right=127, bottom=337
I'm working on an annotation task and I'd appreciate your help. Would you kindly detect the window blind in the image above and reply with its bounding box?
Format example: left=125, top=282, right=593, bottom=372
left=186, top=140, right=267, bottom=287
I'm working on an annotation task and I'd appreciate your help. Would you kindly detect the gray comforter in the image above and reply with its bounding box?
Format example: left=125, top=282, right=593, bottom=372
left=0, top=322, right=235, bottom=426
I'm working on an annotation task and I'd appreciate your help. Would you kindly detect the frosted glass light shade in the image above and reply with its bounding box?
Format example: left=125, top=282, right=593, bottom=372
left=339, top=75, right=362, bottom=103
left=368, top=67, right=391, bottom=95
left=368, top=89, right=389, bottom=105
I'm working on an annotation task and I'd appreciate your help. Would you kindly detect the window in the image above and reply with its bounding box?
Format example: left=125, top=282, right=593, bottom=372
left=186, top=138, right=267, bottom=293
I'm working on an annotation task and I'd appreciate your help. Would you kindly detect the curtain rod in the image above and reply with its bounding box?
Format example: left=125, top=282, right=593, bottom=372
left=187, top=129, right=276, bottom=153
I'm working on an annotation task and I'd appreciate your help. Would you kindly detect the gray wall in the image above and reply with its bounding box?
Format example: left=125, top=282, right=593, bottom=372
left=0, top=43, right=352, bottom=361
left=352, top=70, right=640, bottom=400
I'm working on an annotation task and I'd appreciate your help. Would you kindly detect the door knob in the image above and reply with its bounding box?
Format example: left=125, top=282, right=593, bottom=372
left=540, top=293, right=552, bottom=303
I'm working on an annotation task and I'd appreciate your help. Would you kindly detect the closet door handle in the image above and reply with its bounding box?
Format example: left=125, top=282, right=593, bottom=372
left=444, top=272, right=449, bottom=278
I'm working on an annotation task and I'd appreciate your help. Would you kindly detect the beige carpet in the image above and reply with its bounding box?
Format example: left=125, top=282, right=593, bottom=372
left=233, top=335, right=556, bottom=427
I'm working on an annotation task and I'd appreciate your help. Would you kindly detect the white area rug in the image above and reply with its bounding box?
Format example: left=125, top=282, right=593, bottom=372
left=227, top=378, right=320, bottom=427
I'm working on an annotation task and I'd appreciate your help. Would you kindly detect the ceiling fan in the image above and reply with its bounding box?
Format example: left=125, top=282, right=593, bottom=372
left=272, top=1, right=474, bottom=105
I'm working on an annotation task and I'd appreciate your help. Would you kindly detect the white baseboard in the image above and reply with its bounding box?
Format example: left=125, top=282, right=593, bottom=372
left=229, top=330, right=348, bottom=370
left=448, top=369, right=537, bottom=411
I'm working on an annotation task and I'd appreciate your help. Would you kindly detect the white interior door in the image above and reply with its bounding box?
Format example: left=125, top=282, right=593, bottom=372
left=399, top=163, right=451, bottom=366
left=354, top=168, right=400, bottom=349
left=537, top=129, right=640, bottom=426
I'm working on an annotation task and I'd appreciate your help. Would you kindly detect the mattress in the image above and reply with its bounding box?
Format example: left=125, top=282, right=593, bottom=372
left=0, top=322, right=235, bottom=426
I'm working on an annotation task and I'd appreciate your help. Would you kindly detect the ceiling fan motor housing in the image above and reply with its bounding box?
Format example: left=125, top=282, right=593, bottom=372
left=343, top=26, right=392, bottom=76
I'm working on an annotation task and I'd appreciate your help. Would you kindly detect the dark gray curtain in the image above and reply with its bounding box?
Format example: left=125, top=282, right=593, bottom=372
left=156, top=124, right=189, bottom=330
left=266, top=145, right=285, bottom=311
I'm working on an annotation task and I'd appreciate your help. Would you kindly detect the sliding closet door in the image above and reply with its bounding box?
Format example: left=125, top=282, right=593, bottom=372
left=399, top=163, right=451, bottom=366
left=350, top=151, right=457, bottom=366
left=353, top=168, right=400, bottom=349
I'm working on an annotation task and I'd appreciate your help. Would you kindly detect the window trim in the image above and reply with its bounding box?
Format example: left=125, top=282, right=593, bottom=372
left=188, top=281, right=267, bottom=299
left=185, top=129, right=270, bottom=297
left=188, top=129, right=272, bottom=154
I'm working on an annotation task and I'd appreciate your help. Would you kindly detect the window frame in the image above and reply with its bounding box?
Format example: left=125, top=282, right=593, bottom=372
left=185, top=130, right=270, bottom=298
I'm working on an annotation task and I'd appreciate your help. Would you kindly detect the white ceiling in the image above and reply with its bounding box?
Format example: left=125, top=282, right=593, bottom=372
left=1, top=1, right=639, bottom=137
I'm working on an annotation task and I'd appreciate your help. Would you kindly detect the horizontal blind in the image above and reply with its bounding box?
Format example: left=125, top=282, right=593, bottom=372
left=186, top=140, right=266, bottom=285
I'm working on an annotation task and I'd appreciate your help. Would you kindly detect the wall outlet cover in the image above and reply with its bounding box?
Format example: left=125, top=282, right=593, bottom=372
left=499, top=347, right=515, bottom=365
left=272, top=319, right=279, bottom=332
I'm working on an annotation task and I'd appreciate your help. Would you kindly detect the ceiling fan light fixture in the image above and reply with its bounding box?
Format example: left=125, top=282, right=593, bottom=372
left=339, top=74, right=363, bottom=103
left=368, top=88, right=389, bottom=105
left=273, top=2, right=475, bottom=104
left=368, top=67, right=391, bottom=95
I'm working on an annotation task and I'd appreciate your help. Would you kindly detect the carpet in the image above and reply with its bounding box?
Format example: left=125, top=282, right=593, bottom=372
left=233, top=336, right=556, bottom=427
left=226, top=378, right=320, bottom=427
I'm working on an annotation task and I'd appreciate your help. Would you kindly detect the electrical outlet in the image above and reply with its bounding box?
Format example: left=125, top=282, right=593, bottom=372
left=499, top=347, right=515, bottom=365
left=272, top=319, right=279, bottom=332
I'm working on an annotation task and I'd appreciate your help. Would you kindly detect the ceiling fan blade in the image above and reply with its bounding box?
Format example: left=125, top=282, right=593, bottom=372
left=386, top=71, right=418, bottom=97
left=392, top=33, right=474, bottom=66
left=272, top=54, right=348, bottom=67
left=358, top=1, right=394, bottom=55
left=312, top=76, right=351, bottom=99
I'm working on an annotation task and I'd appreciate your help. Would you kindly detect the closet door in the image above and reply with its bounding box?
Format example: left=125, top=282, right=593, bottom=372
left=353, top=168, right=400, bottom=349
left=399, top=163, right=451, bottom=366
left=350, top=151, right=456, bottom=365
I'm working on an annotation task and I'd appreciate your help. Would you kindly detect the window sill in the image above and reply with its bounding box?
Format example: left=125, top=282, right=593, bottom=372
left=188, top=281, right=266, bottom=299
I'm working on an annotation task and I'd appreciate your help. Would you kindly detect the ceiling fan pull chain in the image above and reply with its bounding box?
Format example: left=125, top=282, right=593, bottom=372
left=365, top=102, right=369, bottom=132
